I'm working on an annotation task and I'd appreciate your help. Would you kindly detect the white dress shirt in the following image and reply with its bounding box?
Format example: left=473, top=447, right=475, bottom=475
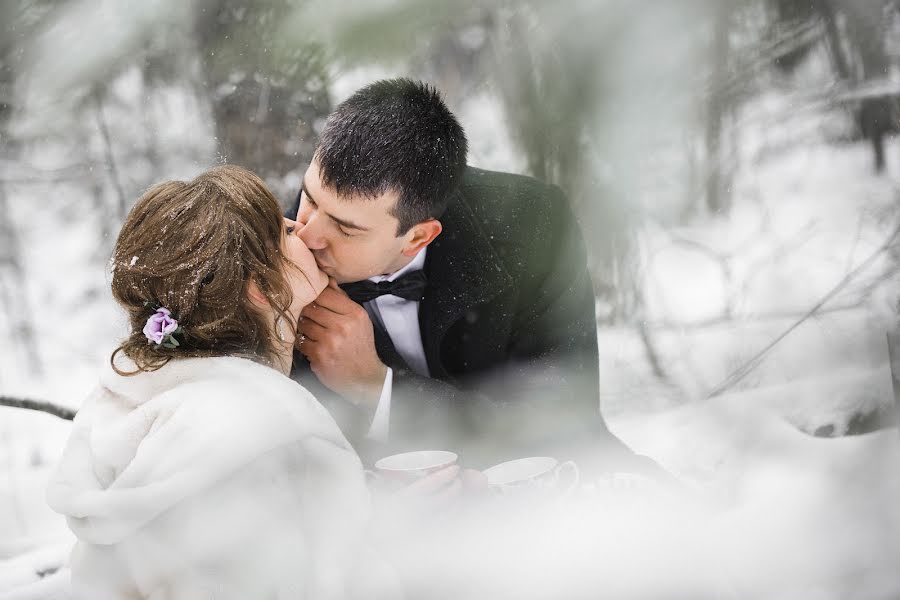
left=364, top=248, right=429, bottom=441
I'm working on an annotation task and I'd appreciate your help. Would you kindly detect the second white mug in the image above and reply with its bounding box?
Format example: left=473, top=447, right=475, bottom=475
left=482, top=456, right=580, bottom=497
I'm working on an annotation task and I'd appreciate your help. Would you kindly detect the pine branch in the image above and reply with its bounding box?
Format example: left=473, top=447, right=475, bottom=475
left=0, top=396, right=76, bottom=421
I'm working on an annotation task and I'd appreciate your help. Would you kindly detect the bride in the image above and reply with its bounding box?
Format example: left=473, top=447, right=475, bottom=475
left=46, top=165, right=397, bottom=599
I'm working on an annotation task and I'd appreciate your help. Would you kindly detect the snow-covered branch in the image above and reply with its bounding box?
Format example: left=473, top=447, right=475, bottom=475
left=707, top=217, right=900, bottom=399
left=0, top=397, right=75, bottom=421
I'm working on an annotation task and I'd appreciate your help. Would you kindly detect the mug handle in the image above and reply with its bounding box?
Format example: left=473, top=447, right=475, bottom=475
left=553, top=461, right=580, bottom=496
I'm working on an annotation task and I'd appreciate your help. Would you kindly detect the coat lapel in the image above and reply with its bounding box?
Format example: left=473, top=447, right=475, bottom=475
left=420, top=192, right=513, bottom=378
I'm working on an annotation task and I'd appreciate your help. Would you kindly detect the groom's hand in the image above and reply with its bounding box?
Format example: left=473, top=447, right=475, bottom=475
left=297, top=279, right=387, bottom=410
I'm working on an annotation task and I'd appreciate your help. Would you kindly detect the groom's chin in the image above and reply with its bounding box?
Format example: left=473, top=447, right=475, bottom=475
left=313, top=259, right=333, bottom=274
left=317, top=264, right=345, bottom=283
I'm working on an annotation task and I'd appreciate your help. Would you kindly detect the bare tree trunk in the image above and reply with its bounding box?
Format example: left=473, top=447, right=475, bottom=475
left=888, top=330, right=900, bottom=432
left=705, top=1, right=732, bottom=215
left=817, top=0, right=852, bottom=80
left=491, top=6, right=635, bottom=322
left=0, top=186, right=44, bottom=378
left=193, top=0, right=330, bottom=206
left=92, top=85, right=129, bottom=221
left=87, top=156, right=114, bottom=258
left=0, top=21, right=43, bottom=378
left=140, top=65, right=163, bottom=179
left=842, top=0, right=894, bottom=173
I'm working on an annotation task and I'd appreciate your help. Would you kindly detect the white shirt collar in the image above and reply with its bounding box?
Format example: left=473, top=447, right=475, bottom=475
left=369, top=248, right=427, bottom=284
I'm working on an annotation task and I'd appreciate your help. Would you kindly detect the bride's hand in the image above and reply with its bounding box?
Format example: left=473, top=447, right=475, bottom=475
left=372, top=466, right=488, bottom=523
left=394, top=465, right=463, bottom=507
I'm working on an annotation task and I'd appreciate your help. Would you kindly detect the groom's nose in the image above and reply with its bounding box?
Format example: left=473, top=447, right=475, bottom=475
left=297, top=218, right=327, bottom=250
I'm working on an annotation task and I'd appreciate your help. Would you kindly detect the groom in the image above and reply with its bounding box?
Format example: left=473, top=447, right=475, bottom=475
left=288, top=78, right=641, bottom=473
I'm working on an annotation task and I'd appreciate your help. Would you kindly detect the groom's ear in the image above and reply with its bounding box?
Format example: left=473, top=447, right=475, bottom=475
left=401, top=219, right=442, bottom=257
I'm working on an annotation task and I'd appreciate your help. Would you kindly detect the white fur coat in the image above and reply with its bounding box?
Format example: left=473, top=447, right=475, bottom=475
left=47, top=355, right=398, bottom=600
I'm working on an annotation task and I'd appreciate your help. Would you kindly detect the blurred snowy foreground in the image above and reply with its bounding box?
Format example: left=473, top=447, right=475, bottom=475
left=1, top=376, right=898, bottom=599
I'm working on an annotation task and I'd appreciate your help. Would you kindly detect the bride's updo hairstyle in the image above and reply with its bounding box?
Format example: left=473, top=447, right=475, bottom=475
left=110, top=165, right=303, bottom=374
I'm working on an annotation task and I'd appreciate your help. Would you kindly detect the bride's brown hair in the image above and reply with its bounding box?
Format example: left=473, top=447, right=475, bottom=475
left=110, top=165, right=304, bottom=374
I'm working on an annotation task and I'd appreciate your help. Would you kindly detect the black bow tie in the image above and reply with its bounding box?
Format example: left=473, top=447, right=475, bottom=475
left=339, top=270, right=428, bottom=304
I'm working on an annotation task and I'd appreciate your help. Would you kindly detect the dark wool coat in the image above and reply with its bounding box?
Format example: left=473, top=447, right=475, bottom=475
left=289, top=167, right=639, bottom=471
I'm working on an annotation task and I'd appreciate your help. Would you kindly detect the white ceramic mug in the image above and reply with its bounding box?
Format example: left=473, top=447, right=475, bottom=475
left=370, top=450, right=458, bottom=487
left=482, top=456, right=580, bottom=497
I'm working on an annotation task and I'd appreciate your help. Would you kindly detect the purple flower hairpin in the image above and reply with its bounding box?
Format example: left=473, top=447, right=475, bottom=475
left=143, top=306, right=183, bottom=349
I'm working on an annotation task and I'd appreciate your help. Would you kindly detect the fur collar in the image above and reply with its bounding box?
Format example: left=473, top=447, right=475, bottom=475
left=48, top=355, right=355, bottom=544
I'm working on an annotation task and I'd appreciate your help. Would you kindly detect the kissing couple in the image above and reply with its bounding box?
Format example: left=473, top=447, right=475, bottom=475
left=45, top=78, right=661, bottom=598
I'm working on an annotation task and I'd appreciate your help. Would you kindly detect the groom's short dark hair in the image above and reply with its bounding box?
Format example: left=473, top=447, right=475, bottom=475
left=315, top=78, right=468, bottom=235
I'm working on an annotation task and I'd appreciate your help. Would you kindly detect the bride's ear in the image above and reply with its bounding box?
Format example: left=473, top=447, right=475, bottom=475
left=246, top=279, right=270, bottom=308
